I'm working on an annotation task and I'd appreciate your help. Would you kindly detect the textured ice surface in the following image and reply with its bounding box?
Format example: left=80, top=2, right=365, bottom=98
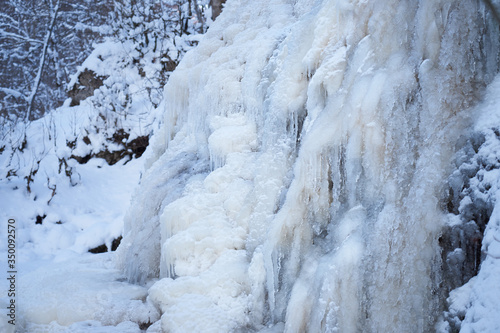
left=118, top=0, right=499, bottom=331
left=438, top=76, right=500, bottom=333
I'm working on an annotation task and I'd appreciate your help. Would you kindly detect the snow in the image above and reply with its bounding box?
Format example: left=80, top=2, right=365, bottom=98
left=0, top=105, right=145, bottom=256
left=15, top=253, right=158, bottom=330
left=0, top=101, right=151, bottom=331
left=2, top=0, right=500, bottom=332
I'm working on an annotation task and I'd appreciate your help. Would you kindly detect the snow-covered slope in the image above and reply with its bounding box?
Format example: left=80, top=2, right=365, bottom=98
left=118, top=0, right=500, bottom=332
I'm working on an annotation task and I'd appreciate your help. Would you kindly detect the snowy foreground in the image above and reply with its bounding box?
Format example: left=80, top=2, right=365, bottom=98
left=3, top=0, right=500, bottom=332
left=0, top=103, right=152, bottom=332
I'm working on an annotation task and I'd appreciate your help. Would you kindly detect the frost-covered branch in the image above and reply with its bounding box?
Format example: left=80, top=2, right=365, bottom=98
left=0, top=29, right=43, bottom=45
left=0, top=12, right=19, bottom=26
left=0, top=87, right=25, bottom=100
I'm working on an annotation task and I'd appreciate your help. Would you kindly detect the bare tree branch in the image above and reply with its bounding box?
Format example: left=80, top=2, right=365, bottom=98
left=0, top=87, right=25, bottom=99
left=0, top=29, right=43, bottom=44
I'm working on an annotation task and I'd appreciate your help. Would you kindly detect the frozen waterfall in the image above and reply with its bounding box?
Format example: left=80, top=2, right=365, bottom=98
left=116, top=0, right=500, bottom=331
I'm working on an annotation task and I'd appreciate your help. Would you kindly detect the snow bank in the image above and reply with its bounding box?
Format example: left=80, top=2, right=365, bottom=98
left=5, top=253, right=158, bottom=332
left=118, top=0, right=498, bottom=331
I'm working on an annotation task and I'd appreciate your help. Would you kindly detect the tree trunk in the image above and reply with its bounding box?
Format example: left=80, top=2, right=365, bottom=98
left=192, top=0, right=205, bottom=31
left=26, top=1, right=60, bottom=122
left=209, top=0, right=226, bottom=21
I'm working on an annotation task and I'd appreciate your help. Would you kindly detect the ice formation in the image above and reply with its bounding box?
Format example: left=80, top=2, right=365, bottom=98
left=117, top=0, right=500, bottom=331
left=438, top=75, right=500, bottom=332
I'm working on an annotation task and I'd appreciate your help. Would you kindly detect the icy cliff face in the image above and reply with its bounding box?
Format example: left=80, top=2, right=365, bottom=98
left=439, top=76, right=500, bottom=332
left=117, top=0, right=499, bottom=331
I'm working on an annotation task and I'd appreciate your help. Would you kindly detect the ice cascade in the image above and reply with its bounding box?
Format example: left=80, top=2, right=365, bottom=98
left=117, top=0, right=499, bottom=331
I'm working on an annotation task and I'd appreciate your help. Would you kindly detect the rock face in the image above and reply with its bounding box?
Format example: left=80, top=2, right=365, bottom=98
left=67, top=69, right=107, bottom=106
left=117, top=0, right=500, bottom=332
left=439, top=80, right=500, bottom=332
left=440, top=132, right=494, bottom=295
left=71, top=129, right=149, bottom=166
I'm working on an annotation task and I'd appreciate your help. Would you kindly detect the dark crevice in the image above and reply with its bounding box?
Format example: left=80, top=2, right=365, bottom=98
left=440, top=129, right=498, bottom=331
left=67, top=69, right=108, bottom=106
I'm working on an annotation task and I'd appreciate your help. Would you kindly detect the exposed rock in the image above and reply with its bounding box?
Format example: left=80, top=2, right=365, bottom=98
left=71, top=129, right=149, bottom=165
left=68, top=69, right=107, bottom=106
left=88, top=236, right=122, bottom=253
left=35, top=214, right=46, bottom=225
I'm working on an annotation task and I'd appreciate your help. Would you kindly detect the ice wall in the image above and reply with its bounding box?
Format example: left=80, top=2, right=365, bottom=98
left=117, top=0, right=498, bottom=331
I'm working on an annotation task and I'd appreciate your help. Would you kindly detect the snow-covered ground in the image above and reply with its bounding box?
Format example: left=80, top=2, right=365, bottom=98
left=0, top=2, right=208, bottom=331
left=2, top=0, right=500, bottom=332
left=0, top=35, right=164, bottom=332
left=0, top=101, right=153, bottom=332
